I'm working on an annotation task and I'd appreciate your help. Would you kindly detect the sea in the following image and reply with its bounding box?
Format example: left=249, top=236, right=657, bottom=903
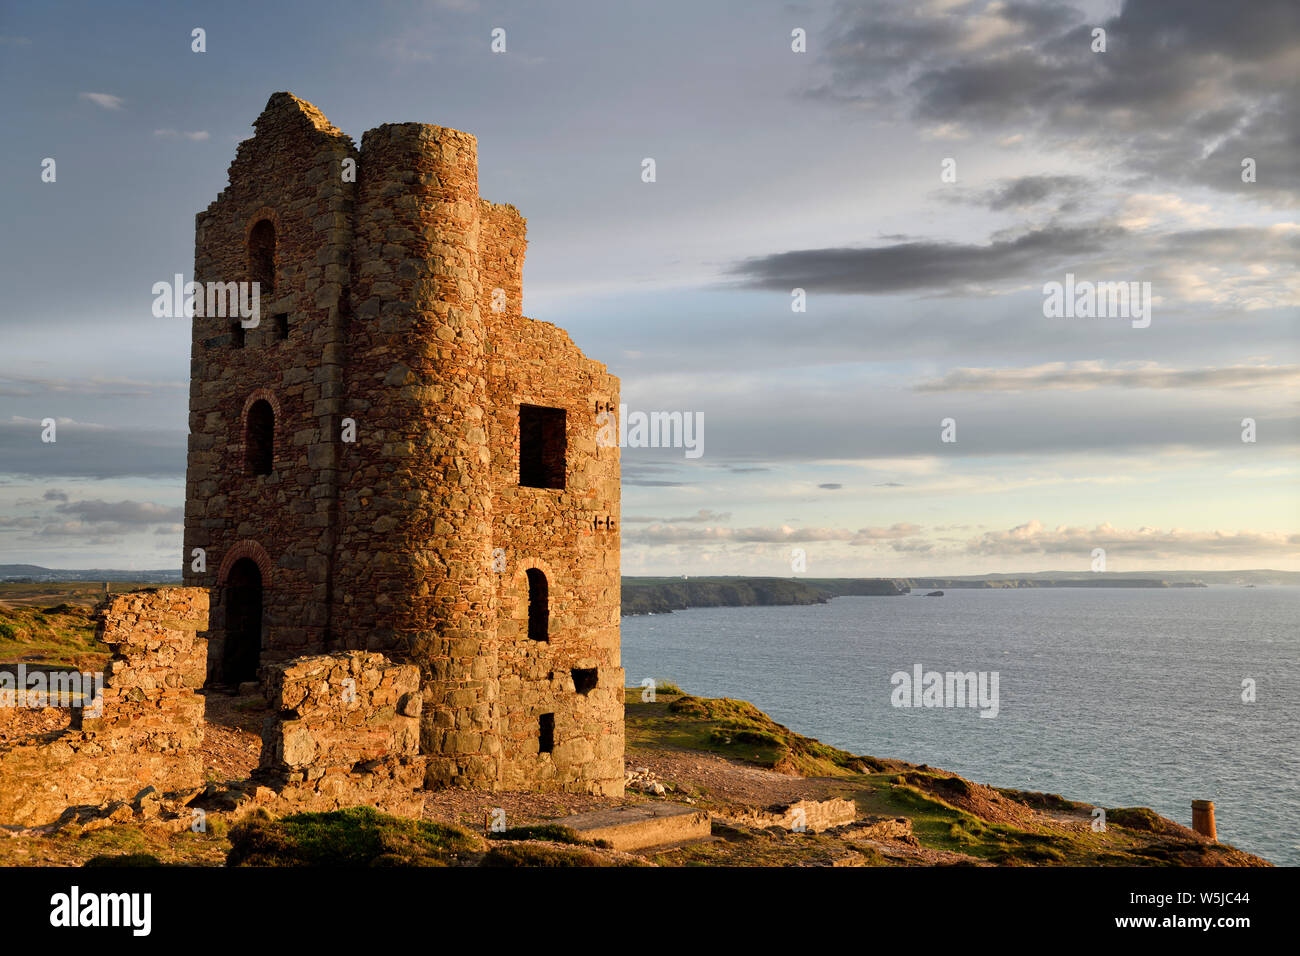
left=621, top=586, right=1299, bottom=865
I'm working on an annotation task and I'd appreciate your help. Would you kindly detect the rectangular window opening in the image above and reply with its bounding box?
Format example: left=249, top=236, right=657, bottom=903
left=274, top=313, right=289, bottom=340
left=539, top=713, right=555, bottom=754
left=572, top=668, right=598, bottom=695
left=231, top=320, right=245, bottom=349
left=519, top=404, right=566, bottom=489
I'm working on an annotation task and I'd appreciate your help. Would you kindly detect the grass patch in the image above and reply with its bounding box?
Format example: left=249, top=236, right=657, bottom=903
left=625, top=690, right=885, bottom=776
left=227, top=806, right=482, bottom=867
left=0, top=603, right=104, bottom=668
left=1106, top=807, right=1178, bottom=834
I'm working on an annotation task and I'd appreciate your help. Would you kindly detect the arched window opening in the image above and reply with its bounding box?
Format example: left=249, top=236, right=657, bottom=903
left=245, top=399, right=274, bottom=475
left=248, top=219, right=276, bottom=299
left=221, top=557, right=263, bottom=686
left=526, top=568, right=548, bottom=642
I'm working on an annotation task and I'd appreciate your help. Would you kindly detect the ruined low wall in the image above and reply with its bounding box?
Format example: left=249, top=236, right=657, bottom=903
left=721, top=798, right=858, bottom=834
left=0, top=588, right=209, bottom=827
left=254, top=651, right=427, bottom=816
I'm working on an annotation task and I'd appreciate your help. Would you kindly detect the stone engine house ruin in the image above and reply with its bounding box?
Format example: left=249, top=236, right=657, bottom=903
left=182, top=93, right=623, bottom=796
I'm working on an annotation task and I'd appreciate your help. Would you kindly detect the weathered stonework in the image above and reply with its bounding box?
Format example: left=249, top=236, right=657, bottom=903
left=250, top=651, right=427, bottom=817
left=722, top=798, right=859, bottom=834
left=182, top=93, right=623, bottom=797
left=0, top=589, right=209, bottom=827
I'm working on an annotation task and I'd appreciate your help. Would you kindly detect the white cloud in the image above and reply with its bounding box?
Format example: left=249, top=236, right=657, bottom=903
left=917, top=361, right=1300, bottom=393
left=153, top=129, right=210, bottom=141
left=965, top=520, right=1300, bottom=558
left=79, top=92, right=124, bottom=111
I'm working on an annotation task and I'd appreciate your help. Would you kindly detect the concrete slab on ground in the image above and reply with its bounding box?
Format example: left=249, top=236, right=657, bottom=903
left=556, top=802, right=711, bottom=852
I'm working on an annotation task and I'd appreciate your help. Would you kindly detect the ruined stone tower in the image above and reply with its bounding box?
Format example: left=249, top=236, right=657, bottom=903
left=182, top=93, right=623, bottom=796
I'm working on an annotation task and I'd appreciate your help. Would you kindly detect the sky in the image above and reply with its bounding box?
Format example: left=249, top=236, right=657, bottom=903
left=0, top=0, right=1297, bottom=575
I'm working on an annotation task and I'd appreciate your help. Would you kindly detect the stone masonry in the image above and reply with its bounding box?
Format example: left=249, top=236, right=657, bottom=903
left=251, top=651, right=427, bottom=817
left=0, top=588, right=209, bottom=827
left=182, top=93, right=623, bottom=796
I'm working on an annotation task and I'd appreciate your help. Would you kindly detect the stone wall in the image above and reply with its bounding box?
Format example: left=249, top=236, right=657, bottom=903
left=721, top=798, right=859, bottom=834
left=333, top=121, right=500, bottom=792
left=487, top=313, right=624, bottom=796
left=0, top=589, right=208, bottom=827
left=253, top=651, right=426, bottom=816
left=182, top=92, right=623, bottom=797
left=184, top=92, right=357, bottom=674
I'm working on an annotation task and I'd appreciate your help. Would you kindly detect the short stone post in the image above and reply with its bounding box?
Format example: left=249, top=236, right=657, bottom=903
left=1192, top=800, right=1217, bottom=841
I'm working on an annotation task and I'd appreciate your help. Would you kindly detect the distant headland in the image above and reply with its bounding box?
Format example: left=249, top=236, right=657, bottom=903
left=621, top=570, right=1300, bottom=616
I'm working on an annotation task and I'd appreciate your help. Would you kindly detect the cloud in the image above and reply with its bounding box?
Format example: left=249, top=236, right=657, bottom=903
left=728, top=220, right=1300, bottom=308
left=952, top=174, right=1093, bottom=212
left=79, top=92, right=124, bottom=111
left=625, top=522, right=922, bottom=545
left=916, top=362, right=1300, bottom=393
left=730, top=224, right=1121, bottom=295
left=0, top=372, right=187, bottom=398
left=623, top=509, right=731, bottom=524
left=817, top=483, right=843, bottom=489
left=52, top=499, right=182, bottom=525
left=965, top=520, right=1300, bottom=558
left=153, top=129, right=210, bottom=141
left=42, top=489, right=68, bottom=503
left=0, top=419, right=185, bottom=478
left=0, top=36, right=32, bottom=45
left=810, top=0, right=1300, bottom=203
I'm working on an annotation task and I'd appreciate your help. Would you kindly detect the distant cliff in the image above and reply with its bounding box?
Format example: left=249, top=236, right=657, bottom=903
left=621, top=577, right=905, bottom=615
left=892, top=577, right=1207, bottom=590
left=621, top=574, right=1210, bottom=615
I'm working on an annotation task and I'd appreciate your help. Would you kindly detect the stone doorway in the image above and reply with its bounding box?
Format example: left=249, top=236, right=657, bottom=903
left=221, top=557, right=263, bottom=685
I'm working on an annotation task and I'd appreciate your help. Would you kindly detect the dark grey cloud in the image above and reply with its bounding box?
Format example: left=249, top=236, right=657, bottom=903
left=714, top=463, right=772, bottom=474
left=817, top=482, right=843, bottom=489
left=954, top=174, right=1092, bottom=211
left=53, top=499, right=183, bottom=525
left=730, top=224, right=1122, bottom=294
left=812, top=0, right=1300, bottom=203
left=0, top=420, right=186, bottom=479
left=728, top=221, right=1297, bottom=299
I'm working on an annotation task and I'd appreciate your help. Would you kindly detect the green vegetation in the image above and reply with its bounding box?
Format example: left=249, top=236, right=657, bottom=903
left=227, top=807, right=482, bottom=866
left=619, top=573, right=1220, bottom=617
left=226, top=808, right=632, bottom=867
left=0, top=602, right=105, bottom=668
left=621, top=577, right=852, bottom=616
left=627, top=689, right=886, bottom=776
